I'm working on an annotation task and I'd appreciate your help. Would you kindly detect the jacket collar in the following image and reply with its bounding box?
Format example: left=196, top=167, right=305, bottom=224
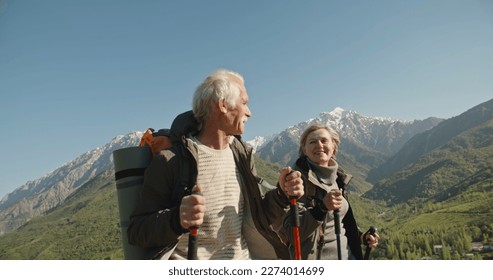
left=295, top=155, right=352, bottom=190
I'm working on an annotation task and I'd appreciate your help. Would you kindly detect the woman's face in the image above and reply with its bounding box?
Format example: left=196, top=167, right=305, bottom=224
left=302, top=128, right=335, bottom=166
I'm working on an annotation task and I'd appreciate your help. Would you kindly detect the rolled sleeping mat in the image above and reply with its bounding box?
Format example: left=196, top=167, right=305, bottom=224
left=113, top=146, right=152, bottom=260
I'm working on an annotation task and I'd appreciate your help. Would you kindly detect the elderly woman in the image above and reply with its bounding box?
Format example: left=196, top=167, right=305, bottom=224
left=267, top=124, right=379, bottom=260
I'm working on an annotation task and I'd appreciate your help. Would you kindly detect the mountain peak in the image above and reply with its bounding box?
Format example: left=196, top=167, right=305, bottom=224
left=329, top=106, right=345, bottom=116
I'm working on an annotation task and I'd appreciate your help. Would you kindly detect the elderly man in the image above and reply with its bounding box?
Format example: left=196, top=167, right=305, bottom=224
left=127, top=69, right=303, bottom=260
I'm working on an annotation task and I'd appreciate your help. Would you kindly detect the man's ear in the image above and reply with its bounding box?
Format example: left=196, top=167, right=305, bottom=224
left=218, top=98, right=228, bottom=113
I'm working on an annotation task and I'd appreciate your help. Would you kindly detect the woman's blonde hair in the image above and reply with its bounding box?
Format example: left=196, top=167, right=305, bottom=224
left=298, top=124, right=340, bottom=158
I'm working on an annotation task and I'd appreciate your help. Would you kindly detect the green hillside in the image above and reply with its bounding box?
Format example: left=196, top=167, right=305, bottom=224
left=0, top=157, right=282, bottom=260
left=0, top=169, right=123, bottom=259
left=1, top=155, right=491, bottom=260
left=370, top=168, right=493, bottom=260
left=365, top=119, right=493, bottom=205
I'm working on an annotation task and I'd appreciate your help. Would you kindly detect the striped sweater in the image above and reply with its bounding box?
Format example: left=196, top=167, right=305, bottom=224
left=173, top=138, right=250, bottom=260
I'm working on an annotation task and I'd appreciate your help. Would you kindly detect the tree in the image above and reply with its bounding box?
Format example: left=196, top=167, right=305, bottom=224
left=441, top=241, right=451, bottom=260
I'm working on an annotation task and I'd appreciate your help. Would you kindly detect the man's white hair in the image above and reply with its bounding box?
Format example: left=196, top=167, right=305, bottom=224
left=192, top=69, right=244, bottom=126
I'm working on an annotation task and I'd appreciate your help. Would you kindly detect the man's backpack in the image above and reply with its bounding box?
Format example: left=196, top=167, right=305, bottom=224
left=113, top=111, right=198, bottom=259
left=138, top=110, right=199, bottom=201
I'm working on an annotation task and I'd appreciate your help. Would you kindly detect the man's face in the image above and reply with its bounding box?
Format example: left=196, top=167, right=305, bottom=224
left=223, top=80, right=251, bottom=136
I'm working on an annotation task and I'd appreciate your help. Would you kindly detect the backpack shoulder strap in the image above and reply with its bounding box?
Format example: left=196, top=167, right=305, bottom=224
left=168, top=110, right=199, bottom=204
left=169, top=142, right=196, bottom=205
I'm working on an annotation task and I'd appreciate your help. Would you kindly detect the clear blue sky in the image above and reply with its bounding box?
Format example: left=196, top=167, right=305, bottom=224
left=1, top=0, right=492, bottom=199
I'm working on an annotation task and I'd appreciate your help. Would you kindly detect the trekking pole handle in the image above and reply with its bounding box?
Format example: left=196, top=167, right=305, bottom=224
left=364, top=226, right=377, bottom=260
left=184, top=187, right=201, bottom=260
left=187, top=227, right=198, bottom=260
left=333, top=209, right=341, bottom=235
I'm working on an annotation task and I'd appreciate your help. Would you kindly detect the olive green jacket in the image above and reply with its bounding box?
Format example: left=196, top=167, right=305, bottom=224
left=127, top=134, right=290, bottom=259
left=265, top=156, right=364, bottom=260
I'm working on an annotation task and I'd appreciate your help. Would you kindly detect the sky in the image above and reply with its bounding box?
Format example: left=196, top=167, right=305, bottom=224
left=0, top=0, right=492, bottom=199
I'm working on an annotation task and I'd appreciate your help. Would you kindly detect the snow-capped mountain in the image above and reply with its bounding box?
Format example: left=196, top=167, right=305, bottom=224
left=0, top=132, right=142, bottom=236
left=246, top=135, right=275, bottom=153
left=256, top=107, right=442, bottom=167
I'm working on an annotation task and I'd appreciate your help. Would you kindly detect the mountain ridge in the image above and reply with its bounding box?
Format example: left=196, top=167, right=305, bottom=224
left=0, top=132, right=142, bottom=235
left=367, top=98, right=493, bottom=183
left=363, top=98, right=493, bottom=205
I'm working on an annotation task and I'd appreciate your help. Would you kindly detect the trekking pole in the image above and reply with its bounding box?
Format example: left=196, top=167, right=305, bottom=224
left=364, top=226, right=377, bottom=260
left=188, top=227, right=198, bottom=260
left=185, top=186, right=200, bottom=260
left=290, top=197, right=302, bottom=260
left=333, top=209, right=342, bottom=260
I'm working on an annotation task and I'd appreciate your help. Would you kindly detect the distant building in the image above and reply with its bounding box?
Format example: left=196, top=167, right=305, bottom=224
left=471, top=242, right=483, bottom=252
left=433, top=245, right=442, bottom=255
